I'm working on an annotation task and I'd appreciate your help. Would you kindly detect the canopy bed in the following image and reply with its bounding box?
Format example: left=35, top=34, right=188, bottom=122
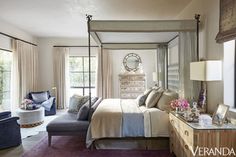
left=85, top=15, right=200, bottom=149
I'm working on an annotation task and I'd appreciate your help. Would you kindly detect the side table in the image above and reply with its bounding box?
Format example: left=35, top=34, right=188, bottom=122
left=16, top=107, right=44, bottom=128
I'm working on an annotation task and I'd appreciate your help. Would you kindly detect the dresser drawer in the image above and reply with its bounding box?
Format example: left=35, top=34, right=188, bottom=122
left=170, top=113, right=194, bottom=148
left=169, top=113, right=178, bottom=129
left=179, top=120, right=194, bottom=148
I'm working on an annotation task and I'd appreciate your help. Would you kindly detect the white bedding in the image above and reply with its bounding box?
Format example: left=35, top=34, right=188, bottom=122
left=86, top=99, right=169, bottom=147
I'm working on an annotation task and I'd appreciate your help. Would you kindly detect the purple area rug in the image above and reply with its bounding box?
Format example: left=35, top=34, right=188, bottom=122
left=23, top=136, right=174, bottom=157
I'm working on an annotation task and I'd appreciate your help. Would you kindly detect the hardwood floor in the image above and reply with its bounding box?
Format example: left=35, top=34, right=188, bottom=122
left=0, top=131, right=47, bottom=157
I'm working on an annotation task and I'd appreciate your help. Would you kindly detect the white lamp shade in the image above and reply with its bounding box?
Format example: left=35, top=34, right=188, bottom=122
left=190, top=60, right=222, bottom=81
left=152, top=72, right=158, bottom=81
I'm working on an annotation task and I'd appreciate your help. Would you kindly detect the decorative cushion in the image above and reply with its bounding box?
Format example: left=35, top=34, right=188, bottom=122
left=157, top=90, right=178, bottom=112
left=143, top=88, right=152, bottom=95
left=145, top=88, right=164, bottom=108
left=31, top=92, right=49, bottom=103
left=88, top=97, right=102, bottom=121
left=68, top=95, right=89, bottom=113
left=135, top=94, right=147, bottom=106
left=77, top=97, right=99, bottom=121
left=136, top=88, right=153, bottom=106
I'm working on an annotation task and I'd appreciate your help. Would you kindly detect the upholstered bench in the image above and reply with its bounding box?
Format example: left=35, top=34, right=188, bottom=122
left=46, top=97, right=102, bottom=146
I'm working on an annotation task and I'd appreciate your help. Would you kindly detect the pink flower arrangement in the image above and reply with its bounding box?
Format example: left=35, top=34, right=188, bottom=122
left=170, top=98, right=189, bottom=110
left=22, top=99, right=33, bottom=104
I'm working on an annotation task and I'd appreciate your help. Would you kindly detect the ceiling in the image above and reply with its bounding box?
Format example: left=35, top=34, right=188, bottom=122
left=0, top=0, right=192, bottom=38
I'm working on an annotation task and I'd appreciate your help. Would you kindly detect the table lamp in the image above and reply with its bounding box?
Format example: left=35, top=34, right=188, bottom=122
left=190, top=60, right=222, bottom=112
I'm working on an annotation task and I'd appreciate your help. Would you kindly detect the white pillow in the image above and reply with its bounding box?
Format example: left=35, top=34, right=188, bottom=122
left=145, top=88, right=163, bottom=108
left=157, top=90, right=178, bottom=112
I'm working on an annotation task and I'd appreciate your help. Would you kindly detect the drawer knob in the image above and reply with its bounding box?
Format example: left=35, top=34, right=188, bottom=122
left=184, top=130, right=189, bottom=136
left=185, top=144, right=189, bottom=150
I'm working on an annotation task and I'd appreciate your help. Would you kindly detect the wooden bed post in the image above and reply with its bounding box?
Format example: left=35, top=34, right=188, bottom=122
left=86, top=14, right=92, bottom=119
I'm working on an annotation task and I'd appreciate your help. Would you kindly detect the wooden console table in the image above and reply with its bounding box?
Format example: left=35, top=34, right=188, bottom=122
left=169, top=112, right=236, bottom=157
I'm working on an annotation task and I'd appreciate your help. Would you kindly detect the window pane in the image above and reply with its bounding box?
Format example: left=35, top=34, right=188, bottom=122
left=84, top=72, right=96, bottom=87
left=0, top=50, right=12, bottom=110
left=70, top=73, right=84, bottom=87
left=69, top=57, right=83, bottom=71
left=84, top=57, right=96, bottom=72
left=84, top=88, right=96, bottom=97
left=69, top=88, right=83, bottom=97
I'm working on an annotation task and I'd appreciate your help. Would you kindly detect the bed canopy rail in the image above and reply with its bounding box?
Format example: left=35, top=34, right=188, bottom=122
left=86, top=14, right=200, bottom=112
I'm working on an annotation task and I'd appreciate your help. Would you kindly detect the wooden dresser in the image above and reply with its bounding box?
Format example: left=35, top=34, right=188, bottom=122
left=119, top=73, right=146, bottom=99
left=169, top=112, right=236, bottom=157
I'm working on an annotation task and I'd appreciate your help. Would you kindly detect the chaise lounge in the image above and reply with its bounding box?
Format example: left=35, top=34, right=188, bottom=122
left=46, top=97, right=102, bottom=146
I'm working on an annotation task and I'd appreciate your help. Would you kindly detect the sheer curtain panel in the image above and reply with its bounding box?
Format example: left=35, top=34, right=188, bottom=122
left=179, top=32, right=200, bottom=100
left=96, top=47, right=112, bottom=98
left=11, top=40, right=38, bottom=112
left=53, top=47, right=69, bottom=109
left=157, top=45, right=167, bottom=89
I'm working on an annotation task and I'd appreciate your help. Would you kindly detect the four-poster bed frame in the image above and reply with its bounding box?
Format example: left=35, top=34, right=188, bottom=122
left=85, top=15, right=200, bottom=149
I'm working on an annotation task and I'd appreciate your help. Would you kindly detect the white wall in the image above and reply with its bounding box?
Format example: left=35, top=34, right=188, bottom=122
left=110, top=49, right=157, bottom=98
left=37, top=37, right=97, bottom=91
left=176, top=0, right=224, bottom=113
left=0, top=18, right=37, bottom=44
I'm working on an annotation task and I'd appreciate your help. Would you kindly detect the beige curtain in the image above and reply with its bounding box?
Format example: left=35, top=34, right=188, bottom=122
left=53, top=47, right=69, bottom=109
left=157, top=45, right=168, bottom=89
left=96, top=47, right=112, bottom=98
left=11, top=40, right=38, bottom=111
left=179, top=32, right=200, bottom=100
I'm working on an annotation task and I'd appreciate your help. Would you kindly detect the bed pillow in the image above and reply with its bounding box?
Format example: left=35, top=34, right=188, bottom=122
left=68, top=95, right=89, bottom=113
left=31, top=91, right=49, bottom=103
left=157, top=90, right=178, bottom=112
left=77, top=97, right=99, bottom=121
left=88, top=97, right=102, bottom=121
left=145, top=88, right=164, bottom=108
left=135, top=88, right=153, bottom=106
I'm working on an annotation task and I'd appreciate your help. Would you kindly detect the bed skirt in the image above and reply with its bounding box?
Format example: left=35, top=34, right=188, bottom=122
left=92, top=137, right=169, bottom=150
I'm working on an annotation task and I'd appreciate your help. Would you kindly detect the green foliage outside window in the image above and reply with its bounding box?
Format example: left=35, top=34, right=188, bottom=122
left=0, top=50, right=12, bottom=107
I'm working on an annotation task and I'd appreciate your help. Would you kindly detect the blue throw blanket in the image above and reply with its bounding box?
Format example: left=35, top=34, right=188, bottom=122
left=41, top=97, right=54, bottom=111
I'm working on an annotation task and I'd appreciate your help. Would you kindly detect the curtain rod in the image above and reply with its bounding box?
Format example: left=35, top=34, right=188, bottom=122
left=0, top=47, right=12, bottom=52
left=0, top=32, right=37, bottom=46
left=53, top=45, right=98, bottom=48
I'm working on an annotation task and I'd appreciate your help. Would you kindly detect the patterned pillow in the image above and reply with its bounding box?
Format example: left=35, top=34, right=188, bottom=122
left=31, top=92, right=49, bottom=103
left=135, top=94, right=147, bottom=106
left=68, top=95, right=89, bottom=113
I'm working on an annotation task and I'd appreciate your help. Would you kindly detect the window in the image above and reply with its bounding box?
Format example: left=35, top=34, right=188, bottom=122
left=0, top=50, right=12, bottom=110
left=69, top=56, right=96, bottom=97
left=223, top=40, right=235, bottom=109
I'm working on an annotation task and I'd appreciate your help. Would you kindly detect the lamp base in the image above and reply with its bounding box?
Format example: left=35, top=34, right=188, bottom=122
left=198, top=81, right=207, bottom=113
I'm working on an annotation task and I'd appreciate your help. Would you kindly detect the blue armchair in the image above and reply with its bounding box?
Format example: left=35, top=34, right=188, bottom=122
left=26, top=91, right=56, bottom=116
left=0, top=111, right=22, bottom=149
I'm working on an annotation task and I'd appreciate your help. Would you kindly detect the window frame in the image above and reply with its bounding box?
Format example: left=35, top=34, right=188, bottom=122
left=69, top=56, right=96, bottom=96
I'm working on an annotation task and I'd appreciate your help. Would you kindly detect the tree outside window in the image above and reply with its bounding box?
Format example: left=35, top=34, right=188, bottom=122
left=0, top=50, right=12, bottom=110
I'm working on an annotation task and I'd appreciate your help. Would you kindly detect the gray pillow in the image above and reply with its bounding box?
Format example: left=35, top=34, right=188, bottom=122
left=145, top=88, right=164, bottom=108
left=77, top=97, right=99, bottom=121
left=68, top=95, right=89, bottom=113
left=135, top=88, right=153, bottom=106
left=157, top=90, right=178, bottom=112
left=135, top=94, right=147, bottom=106
left=31, top=92, right=48, bottom=103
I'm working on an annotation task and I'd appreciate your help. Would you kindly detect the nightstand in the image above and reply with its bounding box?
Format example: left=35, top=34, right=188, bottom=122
left=169, top=112, right=236, bottom=157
